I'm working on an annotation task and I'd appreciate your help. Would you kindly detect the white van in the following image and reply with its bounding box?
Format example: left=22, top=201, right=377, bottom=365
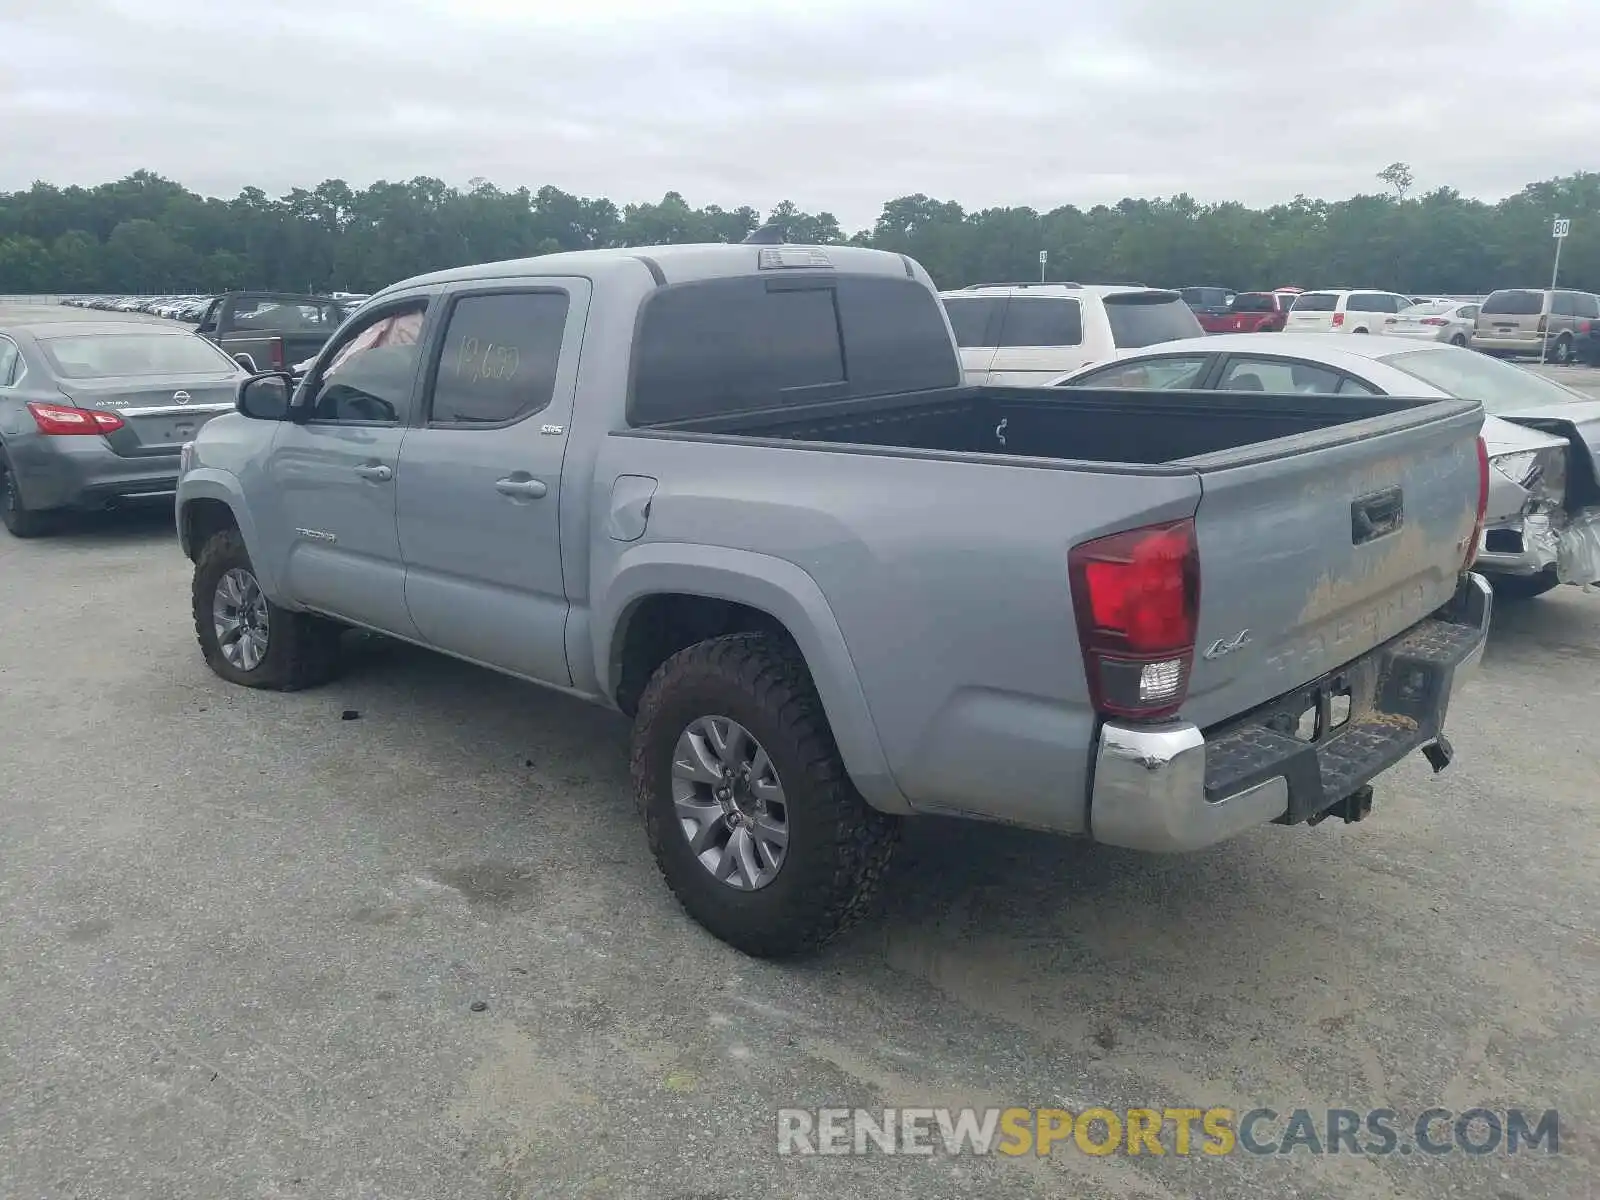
left=1284, top=289, right=1415, bottom=335
left=939, top=283, right=1204, bottom=385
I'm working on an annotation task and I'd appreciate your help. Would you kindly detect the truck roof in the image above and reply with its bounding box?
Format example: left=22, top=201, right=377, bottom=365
left=372, top=242, right=924, bottom=301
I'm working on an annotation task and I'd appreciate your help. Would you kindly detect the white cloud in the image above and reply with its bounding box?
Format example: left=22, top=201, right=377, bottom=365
left=0, top=0, right=1588, bottom=230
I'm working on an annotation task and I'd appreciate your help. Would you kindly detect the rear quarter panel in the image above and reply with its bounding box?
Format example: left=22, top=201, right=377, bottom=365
left=591, top=432, right=1203, bottom=832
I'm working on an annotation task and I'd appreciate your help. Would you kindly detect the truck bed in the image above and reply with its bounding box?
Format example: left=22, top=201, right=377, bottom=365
left=654, top=385, right=1446, bottom=469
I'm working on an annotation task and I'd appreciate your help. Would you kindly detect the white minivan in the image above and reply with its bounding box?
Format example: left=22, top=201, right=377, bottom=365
left=939, top=283, right=1203, bottom=385
left=1285, top=289, right=1416, bottom=335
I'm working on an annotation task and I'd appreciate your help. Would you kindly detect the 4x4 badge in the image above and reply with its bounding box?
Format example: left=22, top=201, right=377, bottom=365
left=1204, top=629, right=1251, bottom=660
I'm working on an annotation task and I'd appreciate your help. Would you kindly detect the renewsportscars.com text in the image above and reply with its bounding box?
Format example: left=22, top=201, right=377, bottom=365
left=776, top=1106, right=1560, bottom=1158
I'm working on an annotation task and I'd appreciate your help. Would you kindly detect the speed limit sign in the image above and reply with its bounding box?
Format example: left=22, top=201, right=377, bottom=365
left=1553, top=218, right=1571, bottom=239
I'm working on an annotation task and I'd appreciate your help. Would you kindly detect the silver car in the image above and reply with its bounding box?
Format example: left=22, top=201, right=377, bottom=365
left=1048, top=334, right=1599, bottom=598
left=0, top=319, right=244, bottom=537
left=1381, top=300, right=1479, bottom=347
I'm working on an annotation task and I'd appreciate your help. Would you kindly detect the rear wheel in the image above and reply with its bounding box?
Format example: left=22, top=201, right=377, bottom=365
left=1551, top=335, right=1574, bottom=365
left=0, top=451, right=54, bottom=538
left=1450, top=333, right=1467, bottom=348
left=1490, top=571, right=1560, bottom=600
left=192, top=529, right=343, bottom=689
left=631, top=631, right=898, bottom=958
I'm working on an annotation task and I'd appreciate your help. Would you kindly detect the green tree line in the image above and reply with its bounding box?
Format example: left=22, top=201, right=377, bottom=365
left=0, top=167, right=1595, bottom=297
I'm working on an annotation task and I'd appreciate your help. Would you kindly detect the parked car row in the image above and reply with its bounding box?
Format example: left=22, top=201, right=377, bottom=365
left=1179, top=284, right=1600, bottom=364
left=61, top=294, right=217, bottom=321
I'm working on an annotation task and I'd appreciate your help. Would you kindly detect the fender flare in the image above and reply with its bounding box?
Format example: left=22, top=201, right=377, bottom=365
left=594, top=542, right=910, bottom=814
left=176, top=471, right=284, bottom=601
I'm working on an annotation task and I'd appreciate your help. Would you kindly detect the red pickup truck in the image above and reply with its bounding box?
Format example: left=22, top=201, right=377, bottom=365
left=1197, top=290, right=1300, bottom=334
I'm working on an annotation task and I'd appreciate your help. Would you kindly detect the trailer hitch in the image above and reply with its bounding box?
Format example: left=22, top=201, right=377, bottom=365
left=1421, top=732, right=1454, bottom=774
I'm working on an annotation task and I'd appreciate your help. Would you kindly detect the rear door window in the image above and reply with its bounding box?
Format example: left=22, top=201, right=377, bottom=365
left=1480, top=290, right=1544, bottom=316
left=996, top=298, right=1082, bottom=347
left=1065, top=355, right=1211, bottom=390
left=941, top=297, right=1003, bottom=348
left=1219, top=356, right=1378, bottom=396
left=426, top=291, right=571, bottom=426
left=1103, top=293, right=1204, bottom=347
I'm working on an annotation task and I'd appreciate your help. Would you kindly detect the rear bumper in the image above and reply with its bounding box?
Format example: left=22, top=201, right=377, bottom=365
left=8, top=436, right=180, bottom=511
left=1470, top=334, right=1545, bottom=355
left=1088, top=572, right=1492, bottom=853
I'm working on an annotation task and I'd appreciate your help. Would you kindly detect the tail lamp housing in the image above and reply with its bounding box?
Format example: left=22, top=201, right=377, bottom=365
left=1465, top=435, right=1489, bottom=570
left=27, top=401, right=125, bottom=435
left=1068, top=518, right=1200, bottom=721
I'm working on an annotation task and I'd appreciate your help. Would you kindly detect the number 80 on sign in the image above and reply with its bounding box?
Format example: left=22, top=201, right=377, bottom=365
left=1553, top=219, right=1570, bottom=239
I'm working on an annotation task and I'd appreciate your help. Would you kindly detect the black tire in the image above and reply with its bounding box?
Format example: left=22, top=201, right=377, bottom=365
left=1352, top=327, right=1369, bottom=334
left=192, top=529, right=343, bottom=690
left=0, top=450, right=55, bottom=538
left=1552, top=335, right=1574, bottom=365
left=1450, top=333, right=1467, bottom=348
left=631, top=631, right=898, bottom=958
left=1490, top=571, right=1560, bottom=601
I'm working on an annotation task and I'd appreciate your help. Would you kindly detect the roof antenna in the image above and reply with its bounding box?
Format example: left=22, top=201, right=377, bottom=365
left=742, top=222, right=788, bottom=245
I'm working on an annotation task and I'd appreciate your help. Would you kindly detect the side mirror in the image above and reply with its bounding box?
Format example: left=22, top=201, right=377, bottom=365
left=233, top=352, right=257, bottom=372
left=236, top=372, right=295, bottom=421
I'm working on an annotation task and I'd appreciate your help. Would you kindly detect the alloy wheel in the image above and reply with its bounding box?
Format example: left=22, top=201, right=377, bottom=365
left=213, top=567, right=270, bottom=671
left=671, top=715, right=790, bottom=890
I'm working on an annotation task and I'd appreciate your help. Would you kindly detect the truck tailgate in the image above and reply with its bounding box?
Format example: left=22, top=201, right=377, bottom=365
left=1179, top=403, right=1483, bottom=729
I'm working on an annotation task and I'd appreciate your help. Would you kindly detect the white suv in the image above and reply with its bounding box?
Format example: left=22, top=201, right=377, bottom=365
left=939, top=283, right=1204, bottom=384
left=1284, top=289, right=1415, bottom=335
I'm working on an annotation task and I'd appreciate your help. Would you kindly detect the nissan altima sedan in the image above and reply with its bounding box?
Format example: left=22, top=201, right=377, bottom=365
left=1048, top=334, right=1599, bottom=599
left=0, top=320, right=245, bottom=537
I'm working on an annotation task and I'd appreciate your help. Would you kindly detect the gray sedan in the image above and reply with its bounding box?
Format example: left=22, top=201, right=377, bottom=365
left=0, top=318, right=244, bottom=537
left=1380, top=300, right=1479, bottom=346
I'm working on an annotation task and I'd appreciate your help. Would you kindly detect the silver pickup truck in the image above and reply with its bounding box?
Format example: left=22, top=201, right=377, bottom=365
left=175, top=243, right=1493, bottom=957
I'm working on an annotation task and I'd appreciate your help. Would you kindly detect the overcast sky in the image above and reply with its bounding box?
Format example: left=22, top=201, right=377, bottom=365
left=1, top=0, right=1591, bottom=230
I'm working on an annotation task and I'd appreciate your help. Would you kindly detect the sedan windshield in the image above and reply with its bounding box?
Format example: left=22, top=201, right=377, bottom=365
left=1382, top=347, right=1582, bottom=414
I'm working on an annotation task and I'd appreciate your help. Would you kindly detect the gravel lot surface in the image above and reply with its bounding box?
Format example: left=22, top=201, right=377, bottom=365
left=1, top=314, right=1596, bottom=1199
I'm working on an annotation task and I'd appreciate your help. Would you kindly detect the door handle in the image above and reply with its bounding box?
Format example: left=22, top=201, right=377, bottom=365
left=355, top=464, right=393, bottom=482
left=495, top=476, right=548, bottom=500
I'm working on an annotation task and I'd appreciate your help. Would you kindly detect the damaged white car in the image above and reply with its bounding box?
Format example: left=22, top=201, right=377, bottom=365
left=1048, top=335, right=1600, bottom=599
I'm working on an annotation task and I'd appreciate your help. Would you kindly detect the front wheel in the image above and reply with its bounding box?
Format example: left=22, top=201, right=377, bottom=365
left=192, top=529, right=343, bottom=689
left=1450, top=333, right=1467, bottom=348
left=631, top=632, right=899, bottom=958
left=1551, top=335, right=1574, bottom=365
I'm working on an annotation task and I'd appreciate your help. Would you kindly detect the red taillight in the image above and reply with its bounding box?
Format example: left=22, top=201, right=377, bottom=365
left=1580, top=320, right=1593, bottom=336
left=1068, top=518, right=1200, bottom=720
left=1421, top=317, right=1448, bottom=326
left=27, top=401, right=125, bottom=435
left=269, top=336, right=285, bottom=370
left=1465, top=435, right=1489, bottom=571
left=1331, top=312, right=1345, bottom=328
